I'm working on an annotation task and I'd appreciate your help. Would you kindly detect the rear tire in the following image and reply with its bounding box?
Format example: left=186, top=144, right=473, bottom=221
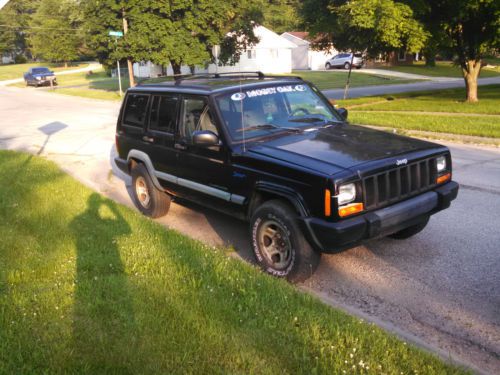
left=344, top=62, right=351, bottom=70
left=250, top=200, right=320, bottom=282
left=131, top=163, right=170, bottom=218
left=389, top=217, right=429, bottom=239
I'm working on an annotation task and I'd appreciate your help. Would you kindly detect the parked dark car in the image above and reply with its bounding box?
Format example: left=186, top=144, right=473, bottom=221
left=325, top=53, right=364, bottom=70
left=114, top=72, right=458, bottom=282
left=23, top=67, right=57, bottom=87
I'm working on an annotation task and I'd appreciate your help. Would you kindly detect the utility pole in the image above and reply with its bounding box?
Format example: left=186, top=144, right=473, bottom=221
left=109, top=31, right=124, bottom=96
left=122, top=9, right=135, bottom=87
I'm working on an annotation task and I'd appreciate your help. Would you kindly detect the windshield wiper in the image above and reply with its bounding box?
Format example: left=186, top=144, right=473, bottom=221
left=237, top=124, right=302, bottom=133
left=288, top=116, right=328, bottom=123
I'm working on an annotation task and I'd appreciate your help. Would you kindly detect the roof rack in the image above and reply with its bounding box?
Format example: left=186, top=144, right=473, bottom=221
left=136, top=71, right=304, bottom=87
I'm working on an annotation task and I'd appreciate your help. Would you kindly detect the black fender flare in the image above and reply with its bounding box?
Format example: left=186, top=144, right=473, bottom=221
left=251, top=181, right=309, bottom=218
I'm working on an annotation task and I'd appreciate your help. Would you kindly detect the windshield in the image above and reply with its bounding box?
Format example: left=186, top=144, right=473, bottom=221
left=216, top=83, right=343, bottom=141
left=32, top=68, right=50, bottom=74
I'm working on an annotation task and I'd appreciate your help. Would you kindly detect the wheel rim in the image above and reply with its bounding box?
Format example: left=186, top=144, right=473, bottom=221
left=257, top=219, right=292, bottom=270
left=135, top=176, right=151, bottom=208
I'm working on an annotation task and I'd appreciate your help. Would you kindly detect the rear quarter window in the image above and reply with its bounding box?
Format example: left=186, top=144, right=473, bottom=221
left=123, top=93, right=150, bottom=127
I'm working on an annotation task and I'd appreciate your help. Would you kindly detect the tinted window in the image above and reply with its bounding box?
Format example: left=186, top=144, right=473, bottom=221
left=123, top=94, right=150, bottom=127
left=32, top=68, right=50, bottom=74
left=149, top=94, right=178, bottom=133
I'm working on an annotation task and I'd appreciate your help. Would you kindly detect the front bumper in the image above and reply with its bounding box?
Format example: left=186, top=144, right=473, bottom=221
left=300, top=181, right=459, bottom=252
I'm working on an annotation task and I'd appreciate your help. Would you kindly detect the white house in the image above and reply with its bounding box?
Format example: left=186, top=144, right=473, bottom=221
left=281, top=32, right=337, bottom=71
left=132, top=25, right=296, bottom=78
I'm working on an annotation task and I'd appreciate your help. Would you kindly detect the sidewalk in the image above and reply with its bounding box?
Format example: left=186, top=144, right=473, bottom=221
left=324, top=76, right=500, bottom=99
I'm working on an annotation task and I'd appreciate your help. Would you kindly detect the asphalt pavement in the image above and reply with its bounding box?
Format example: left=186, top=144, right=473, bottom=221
left=1, top=85, right=499, bottom=374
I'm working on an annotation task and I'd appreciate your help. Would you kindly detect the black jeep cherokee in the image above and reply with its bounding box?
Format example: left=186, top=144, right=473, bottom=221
left=114, top=72, right=458, bottom=282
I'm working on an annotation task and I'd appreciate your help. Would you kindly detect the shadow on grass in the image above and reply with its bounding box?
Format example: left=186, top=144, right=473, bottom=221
left=70, top=193, right=136, bottom=373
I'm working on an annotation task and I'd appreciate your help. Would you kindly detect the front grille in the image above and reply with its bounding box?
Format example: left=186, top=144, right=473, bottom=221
left=362, top=158, right=438, bottom=210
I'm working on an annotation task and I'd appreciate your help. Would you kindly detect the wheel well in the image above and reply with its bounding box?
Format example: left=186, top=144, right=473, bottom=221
left=247, top=190, right=303, bottom=219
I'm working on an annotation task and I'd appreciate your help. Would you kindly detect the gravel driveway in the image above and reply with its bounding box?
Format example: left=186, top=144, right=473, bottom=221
left=1, top=86, right=499, bottom=374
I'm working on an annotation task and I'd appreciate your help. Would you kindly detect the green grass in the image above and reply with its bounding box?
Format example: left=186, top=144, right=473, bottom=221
left=335, top=85, right=500, bottom=138
left=349, top=112, right=500, bottom=138
left=0, top=62, right=90, bottom=81
left=9, top=68, right=130, bottom=100
left=378, top=61, right=500, bottom=78
left=0, top=150, right=466, bottom=374
left=339, top=85, right=500, bottom=114
left=292, top=70, right=418, bottom=90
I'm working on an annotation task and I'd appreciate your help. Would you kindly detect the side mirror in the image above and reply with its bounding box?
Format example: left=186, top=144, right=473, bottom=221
left=337, top=107, right=348, bottom=120
left=192, top=130, right=220, bottom=147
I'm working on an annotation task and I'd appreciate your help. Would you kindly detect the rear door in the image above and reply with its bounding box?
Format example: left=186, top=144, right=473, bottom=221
left=143, top=92, right=180, bottom=182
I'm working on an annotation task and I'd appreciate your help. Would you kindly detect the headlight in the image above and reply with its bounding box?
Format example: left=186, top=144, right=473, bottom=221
left=337, top=183, right=356, bottom=206
left=437, top=156, right=447, bottom=172
left=35, top=76, right=41, bottom=80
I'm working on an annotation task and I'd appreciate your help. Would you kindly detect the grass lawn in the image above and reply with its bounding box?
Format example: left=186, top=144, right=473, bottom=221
left=292, top=70, right=417, bottom=90
left=335, top=85, right=500, bottom=138
left=0, top=62, right=90, bottom=81
left=0, top=150, right=466, bottom=374
left=377, top=61, right=500, bottom=78
left=9, top=69, right=131, bottom=100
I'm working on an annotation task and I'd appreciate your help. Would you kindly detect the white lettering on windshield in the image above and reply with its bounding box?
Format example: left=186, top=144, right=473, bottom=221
left=243, top=85, right=308, bottom=98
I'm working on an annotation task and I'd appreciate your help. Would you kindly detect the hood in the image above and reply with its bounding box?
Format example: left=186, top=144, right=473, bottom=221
left=247, top=124, right=444, bottom=175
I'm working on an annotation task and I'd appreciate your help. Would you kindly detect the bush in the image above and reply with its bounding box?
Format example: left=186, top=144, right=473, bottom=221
left=14, top=55, right=27, bottom=64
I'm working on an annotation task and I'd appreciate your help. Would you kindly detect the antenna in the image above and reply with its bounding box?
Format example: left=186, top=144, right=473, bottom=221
left=238, top=55, right=246, bottom=153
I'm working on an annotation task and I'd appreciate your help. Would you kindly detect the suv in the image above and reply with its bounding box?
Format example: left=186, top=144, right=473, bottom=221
left=325, top=53, right=364, bottom=70
left=114, top=72, right=458, bottom=282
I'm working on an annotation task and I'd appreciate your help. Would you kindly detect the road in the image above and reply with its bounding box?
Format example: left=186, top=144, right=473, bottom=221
left=1, top=86, right=499, bottom=374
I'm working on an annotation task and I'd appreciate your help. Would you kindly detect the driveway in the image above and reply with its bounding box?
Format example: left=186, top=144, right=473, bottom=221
left=1, top=86, right=499, bottom=374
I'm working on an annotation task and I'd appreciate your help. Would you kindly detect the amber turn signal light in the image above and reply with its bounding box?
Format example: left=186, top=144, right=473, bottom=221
left=338, top=202, right=364, bottom=218
left=324, top=189, right=332, bottom=217
left=436, top=172, right=451, bottom=185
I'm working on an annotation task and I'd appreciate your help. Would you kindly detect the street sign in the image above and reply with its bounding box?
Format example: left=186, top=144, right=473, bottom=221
left=108, top=31, right=123, bottom=37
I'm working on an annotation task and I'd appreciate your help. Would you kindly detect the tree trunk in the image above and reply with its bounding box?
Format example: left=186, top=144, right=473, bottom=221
left=121, top=9, right=136, bottom=87
left=462, top=59, right=482, bottom=103
left=424, top=53, right=436, bottom=67
left=171, top=61, right=182, bottom=78
left=64, top=62, right=68, bottom=68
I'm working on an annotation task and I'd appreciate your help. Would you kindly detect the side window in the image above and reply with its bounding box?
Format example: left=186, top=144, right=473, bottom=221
left=149, top=94, right=178, bottom=133
left=123, top=93, right=149, bottom=127
left=180, top=97, right=218, bottom=139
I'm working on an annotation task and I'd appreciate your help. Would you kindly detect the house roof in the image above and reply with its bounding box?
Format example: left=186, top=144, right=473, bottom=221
left=286, top=32, right=310, bottom=41
left=252, top=26, right=297, bottom=49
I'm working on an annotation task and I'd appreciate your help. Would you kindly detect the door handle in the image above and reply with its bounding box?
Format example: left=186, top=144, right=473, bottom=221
left=142, top=135, right=154, bottom=143
left=174, top=143, right=187, bottom=150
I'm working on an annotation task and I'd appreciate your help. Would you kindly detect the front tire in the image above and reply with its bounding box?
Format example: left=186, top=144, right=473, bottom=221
left=131, top=163, right=171, bottom=218
left=325, top=62, right=331, bottom=70
left=389, top=217, right=429, bottom=239
left=250, top=200, right=320, bottom=282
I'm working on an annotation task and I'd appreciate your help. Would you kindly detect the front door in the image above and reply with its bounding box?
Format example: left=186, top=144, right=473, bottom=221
left=172, top=95, right=238, bottom=207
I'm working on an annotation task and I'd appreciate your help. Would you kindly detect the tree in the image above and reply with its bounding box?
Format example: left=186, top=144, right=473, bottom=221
left=301, top=0, right=428, bottom=57
left=258, top=0, right=302, bottom=34
left=83, top=0, right=261, bottom=81
left=28, top=0, right=82, bottom=66
left=402, top=0, right=500, bottom=102
left=0, top=0, right=40, bottom=58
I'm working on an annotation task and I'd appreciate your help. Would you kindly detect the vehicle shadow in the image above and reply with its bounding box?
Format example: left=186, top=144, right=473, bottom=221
left=70, top=193, right=137, bottom=370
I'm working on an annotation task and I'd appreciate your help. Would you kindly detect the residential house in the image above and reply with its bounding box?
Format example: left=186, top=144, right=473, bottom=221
left=132, top=25, right=296, bottom=78
left=281, top=32, right=337, bottom=70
